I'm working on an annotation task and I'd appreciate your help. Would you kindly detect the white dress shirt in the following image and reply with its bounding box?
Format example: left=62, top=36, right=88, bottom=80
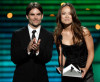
left=28, top=24, right=41, bottom=55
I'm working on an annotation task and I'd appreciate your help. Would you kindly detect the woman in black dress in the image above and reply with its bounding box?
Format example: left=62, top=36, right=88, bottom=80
left=54, top=3, right=94, bottom=82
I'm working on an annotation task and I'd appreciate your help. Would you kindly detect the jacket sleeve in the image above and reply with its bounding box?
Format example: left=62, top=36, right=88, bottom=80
left=11, top=32, right=29, bottom=65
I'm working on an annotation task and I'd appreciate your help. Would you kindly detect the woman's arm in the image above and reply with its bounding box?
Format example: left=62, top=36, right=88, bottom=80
left=59, top=45, right=66, bottom=67
left=57, top=44, right=66, bottom=72
left=81, top=27, right=94, bottom=78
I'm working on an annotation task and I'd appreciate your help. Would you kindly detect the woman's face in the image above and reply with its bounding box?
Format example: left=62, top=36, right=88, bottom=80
left=61, top=6, right=73, bottom=25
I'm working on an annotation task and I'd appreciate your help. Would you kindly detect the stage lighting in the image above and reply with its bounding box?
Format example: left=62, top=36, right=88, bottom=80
left=7, top=13, right=13, bottom=18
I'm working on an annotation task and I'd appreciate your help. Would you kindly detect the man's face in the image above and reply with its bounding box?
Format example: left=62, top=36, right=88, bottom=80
left=26, top=8, right=43, bottom=28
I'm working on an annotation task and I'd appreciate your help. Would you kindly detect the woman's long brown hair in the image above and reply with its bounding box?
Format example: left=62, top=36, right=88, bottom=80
left=54, top=3, right=84, bottom=46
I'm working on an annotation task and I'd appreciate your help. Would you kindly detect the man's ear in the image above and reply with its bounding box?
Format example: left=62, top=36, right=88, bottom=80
left=42, top=14, right=43, bottom=19
left=26, top=15, right=28, bottom=19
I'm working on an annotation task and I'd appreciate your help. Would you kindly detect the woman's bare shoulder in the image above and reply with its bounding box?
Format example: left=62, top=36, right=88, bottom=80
left=82, top=26, right=91, bottom=37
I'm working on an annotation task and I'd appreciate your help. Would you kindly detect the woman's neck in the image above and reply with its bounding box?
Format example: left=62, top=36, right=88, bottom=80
left=63, top=24, right=72, bottom=31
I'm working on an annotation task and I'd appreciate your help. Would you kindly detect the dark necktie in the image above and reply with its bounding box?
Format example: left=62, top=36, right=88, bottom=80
left=32, top=30, right=36, bottom=39
left=31, top=30, right=36, bottom=55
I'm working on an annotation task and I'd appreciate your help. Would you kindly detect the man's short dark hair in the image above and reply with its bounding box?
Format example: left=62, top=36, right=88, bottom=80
left=26, top=2, right=43, bottom=15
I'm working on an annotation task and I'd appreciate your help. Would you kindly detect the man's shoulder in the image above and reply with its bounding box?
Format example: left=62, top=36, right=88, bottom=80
left=14, top=27, right=27, bottom=33
left=41, top=27, right=53, bottom=36
left=41, top=28, right=54, bottom=42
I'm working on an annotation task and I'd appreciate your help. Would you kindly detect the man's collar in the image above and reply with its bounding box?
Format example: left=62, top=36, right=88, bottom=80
left=28, top=24, right=41, bottom=34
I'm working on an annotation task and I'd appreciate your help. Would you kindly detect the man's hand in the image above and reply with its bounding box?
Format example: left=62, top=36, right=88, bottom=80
left=35, top=39, right=41, bottom=52
left=27, top=38, right=41, bottom=53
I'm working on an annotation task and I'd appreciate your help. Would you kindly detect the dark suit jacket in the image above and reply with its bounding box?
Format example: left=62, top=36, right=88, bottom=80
left=11, top=26, right=53, bottom=82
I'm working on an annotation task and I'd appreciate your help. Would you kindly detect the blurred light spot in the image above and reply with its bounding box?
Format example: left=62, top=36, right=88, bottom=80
left=61, top=2, right=66, bottom=6
left=86, top=8, right=90, bottom=10
left=7, top=13, right=13, bottom=18
left=95, top=24, right=100, bottom=30
left=50, top=14, right=55, bottom=17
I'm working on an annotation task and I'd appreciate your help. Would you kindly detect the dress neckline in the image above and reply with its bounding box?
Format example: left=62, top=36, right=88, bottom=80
left=62, top=41, right=84, bottom=47
left=62, top=43, right=76, bottom=47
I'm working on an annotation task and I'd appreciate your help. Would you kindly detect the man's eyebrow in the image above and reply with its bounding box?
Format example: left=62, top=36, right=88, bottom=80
left=29, top=13, right=35, bottom=15
left=29, top=13, right=41, bottom=15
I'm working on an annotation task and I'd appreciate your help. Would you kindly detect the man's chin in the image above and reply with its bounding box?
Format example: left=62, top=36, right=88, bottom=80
left=32, top=24, right=40, bottom=28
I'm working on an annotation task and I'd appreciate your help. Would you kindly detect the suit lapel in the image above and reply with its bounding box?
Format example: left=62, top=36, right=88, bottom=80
left=38, top=27, right=45, bottom=50
left=22, top=27, right=30, bottom=46
left=38, top=27, right=44, bottom=40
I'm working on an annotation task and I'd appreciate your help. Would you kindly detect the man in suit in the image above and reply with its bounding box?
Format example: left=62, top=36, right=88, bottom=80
left=11, top=2, right=53, bottom=82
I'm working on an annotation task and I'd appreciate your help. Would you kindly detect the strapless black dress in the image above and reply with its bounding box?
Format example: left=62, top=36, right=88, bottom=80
left=61, top=41, right=94, bottom=82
